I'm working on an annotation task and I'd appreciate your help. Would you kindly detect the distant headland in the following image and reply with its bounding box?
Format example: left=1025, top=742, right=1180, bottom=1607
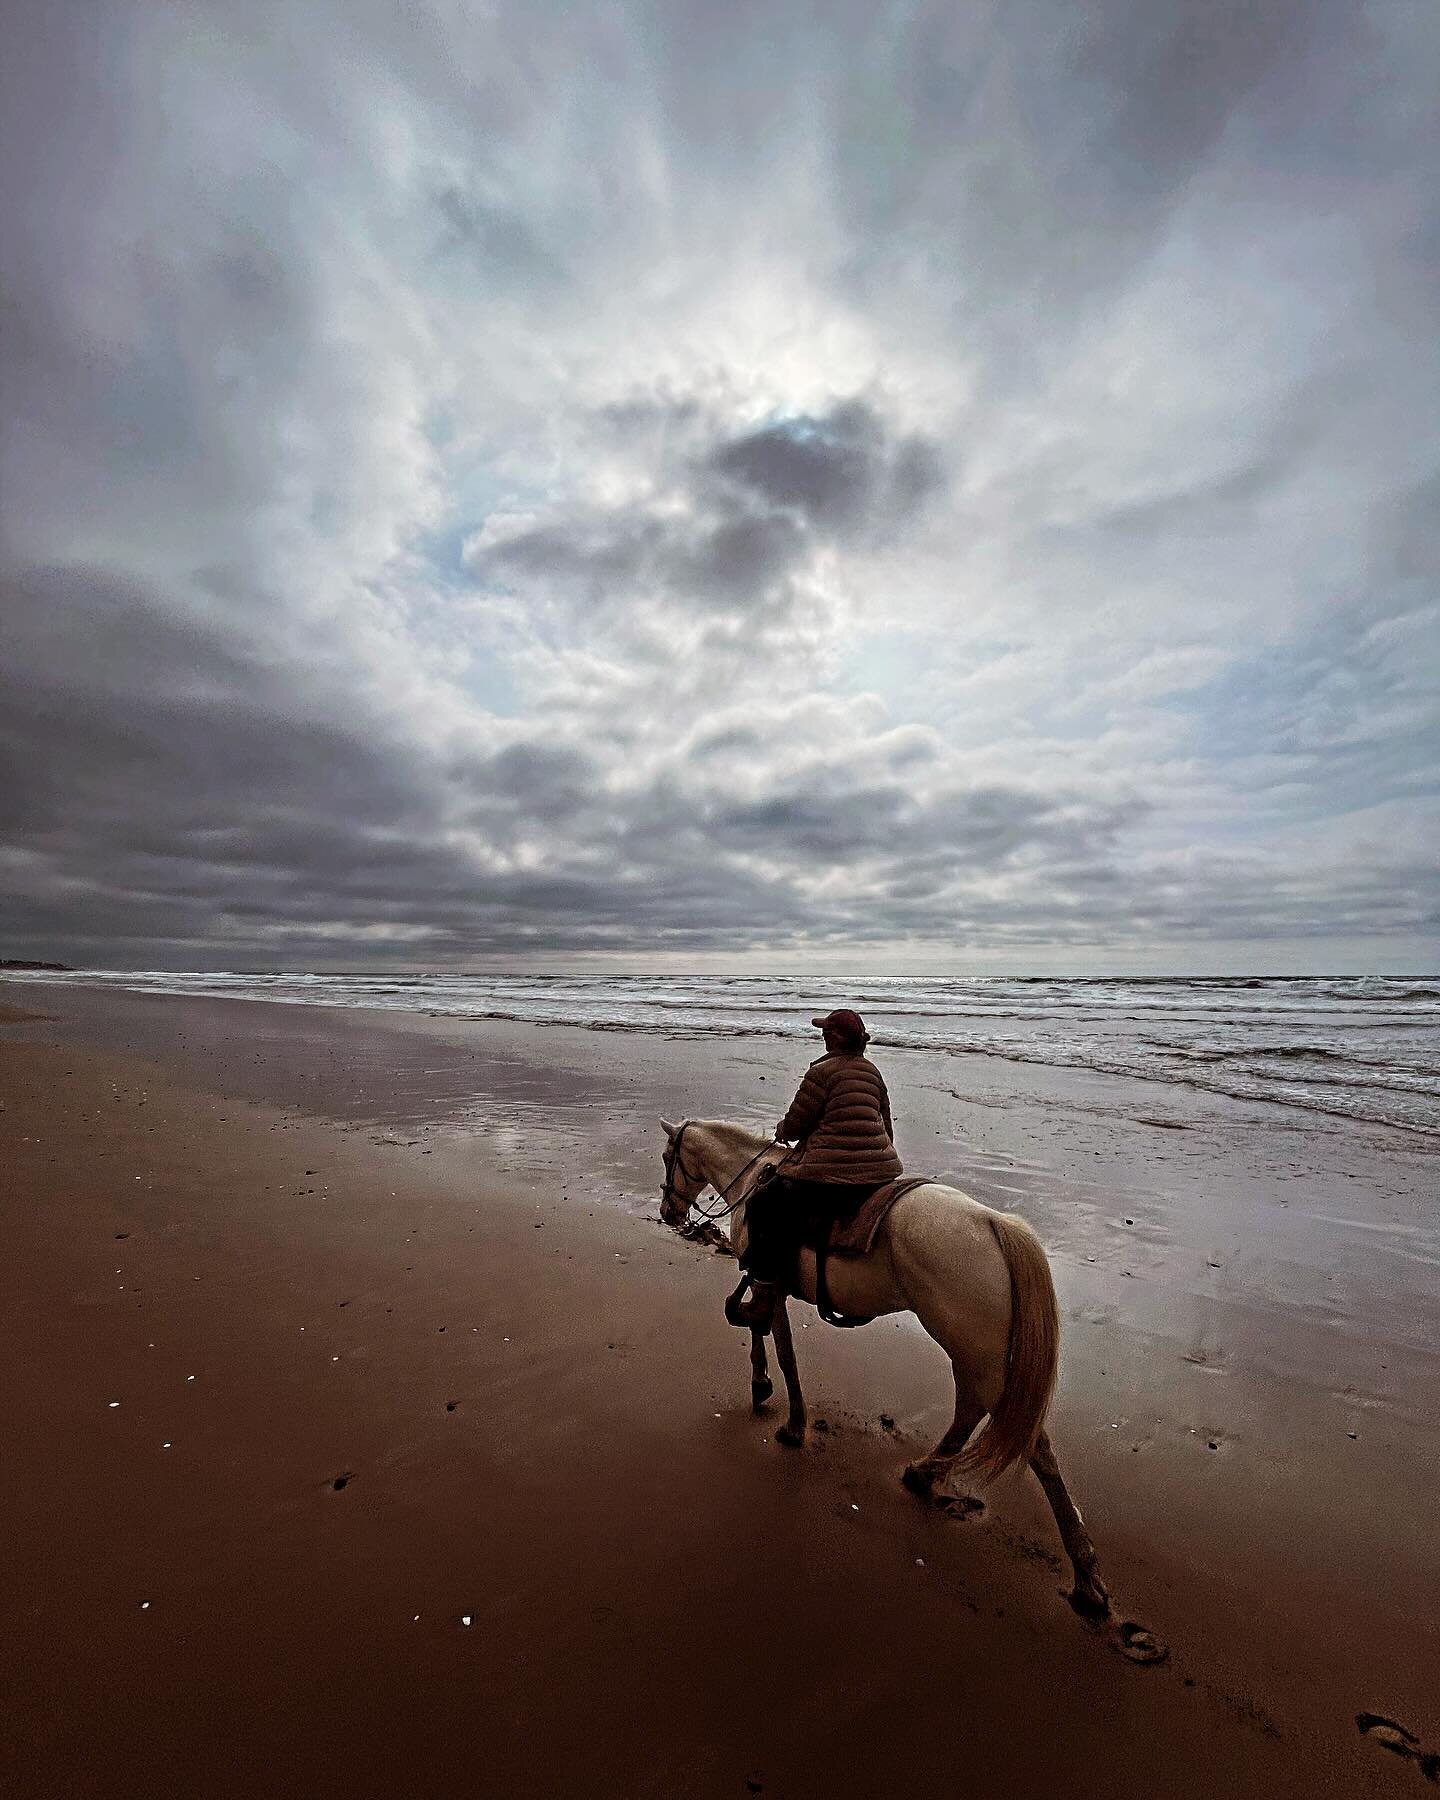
left=0, top=960, right=71, bottom=971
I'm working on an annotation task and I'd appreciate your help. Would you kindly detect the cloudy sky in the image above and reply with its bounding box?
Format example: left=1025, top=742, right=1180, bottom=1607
left=2, top=0, right=1436, bottom=972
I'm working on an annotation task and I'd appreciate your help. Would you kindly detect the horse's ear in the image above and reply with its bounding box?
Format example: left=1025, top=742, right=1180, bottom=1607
left=660, top=1118, right=679, bottom=1140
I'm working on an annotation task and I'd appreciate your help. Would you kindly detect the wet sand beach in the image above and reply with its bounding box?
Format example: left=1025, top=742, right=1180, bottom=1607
left=2, top=986, right=1437, bottom=1798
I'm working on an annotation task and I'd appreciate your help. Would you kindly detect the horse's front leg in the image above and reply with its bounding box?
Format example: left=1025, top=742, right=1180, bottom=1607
left=770, top=1299, right=807, bottom=1447
left=749, top=1328, right=773, bottom=1412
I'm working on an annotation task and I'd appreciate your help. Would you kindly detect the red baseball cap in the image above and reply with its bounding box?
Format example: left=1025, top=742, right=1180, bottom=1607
left=811, top=1008, right=868, bottom=1044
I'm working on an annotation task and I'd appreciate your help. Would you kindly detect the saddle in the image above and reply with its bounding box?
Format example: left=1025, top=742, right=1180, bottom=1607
left=807, top=1175, right=930, bottom=1327
left=725, top=1173, right=931, bottom=1331
left=819, top=1175, right=931, bottom=1258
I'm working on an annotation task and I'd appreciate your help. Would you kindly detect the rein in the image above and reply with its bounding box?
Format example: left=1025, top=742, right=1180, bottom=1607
left=662, top=1124, right=786, bottom=1223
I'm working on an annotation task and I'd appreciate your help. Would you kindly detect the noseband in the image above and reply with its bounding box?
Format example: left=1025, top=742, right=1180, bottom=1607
left=660, top=1122, right=698, bottom=1217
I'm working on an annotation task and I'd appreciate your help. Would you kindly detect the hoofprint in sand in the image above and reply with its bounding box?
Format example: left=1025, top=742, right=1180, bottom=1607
left=2, top=983, right=1437, bottom=1798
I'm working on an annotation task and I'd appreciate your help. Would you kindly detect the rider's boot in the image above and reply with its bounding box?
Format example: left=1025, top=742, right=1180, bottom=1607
left=727, top=1278, right=780, bottom=1330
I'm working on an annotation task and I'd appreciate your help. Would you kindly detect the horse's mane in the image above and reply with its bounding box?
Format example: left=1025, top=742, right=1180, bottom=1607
left=692, top=1118, right=773, bottom=1153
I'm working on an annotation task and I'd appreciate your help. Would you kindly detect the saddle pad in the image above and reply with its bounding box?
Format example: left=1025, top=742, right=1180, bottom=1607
left=827, top=1176, right=931, bottom=1256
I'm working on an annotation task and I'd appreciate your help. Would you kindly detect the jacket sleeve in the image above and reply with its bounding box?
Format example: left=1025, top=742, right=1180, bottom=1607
left=777, top=1066, right=827, bottom=1142
left=879, top=1076, right=894, bottom=1144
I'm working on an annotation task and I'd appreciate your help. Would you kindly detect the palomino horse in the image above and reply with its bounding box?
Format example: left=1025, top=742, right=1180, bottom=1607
left=660, top=1118, right=1162, bottom=1653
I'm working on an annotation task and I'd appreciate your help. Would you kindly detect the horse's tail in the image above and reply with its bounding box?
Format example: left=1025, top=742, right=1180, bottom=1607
left=956, top=1211, right=1060, bottom=1481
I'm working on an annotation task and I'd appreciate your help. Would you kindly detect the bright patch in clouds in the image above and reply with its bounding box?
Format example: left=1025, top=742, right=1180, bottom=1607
left=1, top=0, right=1436, bottom=971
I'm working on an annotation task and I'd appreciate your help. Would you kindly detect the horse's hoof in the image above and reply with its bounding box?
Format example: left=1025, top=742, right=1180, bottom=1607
left=776, top=1424, right=805, bottom=1449
left=751, top=1378, right=773, bottom=1411
left=1112, top=1620, right=1168, bottom=1665
left=901, top=1464, right=933, bottom=1500
left=1066, top=1582, right=1111, bottom=1620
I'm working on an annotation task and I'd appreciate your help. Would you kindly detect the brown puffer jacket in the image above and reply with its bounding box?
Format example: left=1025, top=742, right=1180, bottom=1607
left=776, top=1052, right=903, bottom=1184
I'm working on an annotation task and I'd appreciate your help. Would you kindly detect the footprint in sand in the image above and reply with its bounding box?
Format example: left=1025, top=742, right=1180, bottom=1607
left=1356, top=1713, right=1440, bottom=1782
left=1112, top=1621, right=1169, bottom=1665
left=935, top=1493, right=986, bottom=1522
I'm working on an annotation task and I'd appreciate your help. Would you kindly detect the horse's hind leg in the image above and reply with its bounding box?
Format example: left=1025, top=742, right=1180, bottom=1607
left=749, top=1328, right=773, bottom=1411
left=1029, top=1428, right=1111, bottom=1618
left=770, top=1300, right=807, bottom=1447
left=902, top=1369, right=984, bottom=1502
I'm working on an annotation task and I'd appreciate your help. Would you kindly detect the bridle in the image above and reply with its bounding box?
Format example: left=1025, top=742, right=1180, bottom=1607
left=661, top=1122, right=786, bottom=1224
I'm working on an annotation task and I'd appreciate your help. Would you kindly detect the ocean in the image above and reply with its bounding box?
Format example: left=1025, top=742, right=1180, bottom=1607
left=5, top=969, right=1437, bottom=1138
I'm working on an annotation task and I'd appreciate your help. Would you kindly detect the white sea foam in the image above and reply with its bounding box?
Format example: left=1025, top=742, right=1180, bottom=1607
left=4, top=969, right=1437, bottom=1135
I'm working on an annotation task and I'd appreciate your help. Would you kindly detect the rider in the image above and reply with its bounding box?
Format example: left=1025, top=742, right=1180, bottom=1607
left=731, top=1008, right=903, bottom=1329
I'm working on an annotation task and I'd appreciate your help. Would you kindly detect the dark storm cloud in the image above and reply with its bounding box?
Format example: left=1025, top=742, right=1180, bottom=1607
left=709, top=401, right=943, bottom=532
left=0, top=568, right=453, bottom=924
left=0, top=570, right=422, bottom=827
left=467, top=398, right=944, bottom=629
left=711, top=779, right=1142, bottom=870
left=469, top=503, right=807, bottom=618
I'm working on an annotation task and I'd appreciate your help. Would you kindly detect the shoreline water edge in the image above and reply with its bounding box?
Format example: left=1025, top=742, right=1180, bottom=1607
left=2, top=979, right=1437, bottom=1797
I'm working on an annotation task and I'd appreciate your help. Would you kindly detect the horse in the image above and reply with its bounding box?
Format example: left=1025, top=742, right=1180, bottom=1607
left=659, top=1116, right=1156, bottom=1644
